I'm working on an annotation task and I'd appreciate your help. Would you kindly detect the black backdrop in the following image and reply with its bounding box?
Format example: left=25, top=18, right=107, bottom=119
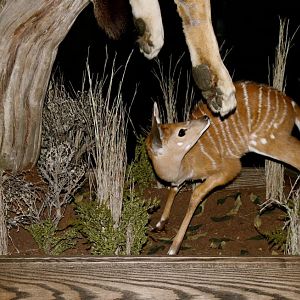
left=53, top=0, right=300, bottom=163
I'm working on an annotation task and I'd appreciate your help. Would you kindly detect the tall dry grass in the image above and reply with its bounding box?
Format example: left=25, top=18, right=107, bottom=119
left=264, top=18, right=300, bottom=255
left=265, top=18, right=298, bottom=203
left=83, top=51, right=133, bottom=226
left=152, top=55, right=195, bottom=123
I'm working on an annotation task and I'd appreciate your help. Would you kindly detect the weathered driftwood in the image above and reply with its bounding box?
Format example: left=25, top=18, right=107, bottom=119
left=0, top=0, right=89, bottom=171
left=0, top=256, right=299, bottom=299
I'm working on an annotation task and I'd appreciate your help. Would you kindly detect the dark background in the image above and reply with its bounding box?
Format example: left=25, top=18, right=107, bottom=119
left=53, top=0, right=300, bottom=162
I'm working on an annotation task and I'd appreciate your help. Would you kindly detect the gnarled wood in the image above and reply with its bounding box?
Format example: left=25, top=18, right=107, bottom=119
left=0, top=256, right=299, bottom=299
left=0, top=0, right=90, bottom=171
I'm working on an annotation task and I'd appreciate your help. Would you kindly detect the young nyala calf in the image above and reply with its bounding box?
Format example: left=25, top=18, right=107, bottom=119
left=146, top=81, right=300, bottom=255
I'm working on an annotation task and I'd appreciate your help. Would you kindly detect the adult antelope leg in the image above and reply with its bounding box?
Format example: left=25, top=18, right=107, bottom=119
left=168, top=159, right=241, bottom=255
left=129, top=0, right=164, bottom=59
left=154, top=186, right=179, bottom=231
left=174, top=0, right=236, bottom=116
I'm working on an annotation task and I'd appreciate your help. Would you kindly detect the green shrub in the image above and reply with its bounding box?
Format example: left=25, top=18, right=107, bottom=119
left=127, top=135, right=155, bottom=189
left=119, top=188, right=159, bottom=255
left=263, top=228, right=287, bottom=252
left=75, top=188, right=159, bottom=255
left=28, top=219, right=79, bottom=255
left=75, top=200, right=121, bottom=255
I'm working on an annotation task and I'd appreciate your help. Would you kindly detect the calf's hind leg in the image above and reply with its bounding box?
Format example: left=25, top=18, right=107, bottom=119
left=251, top=136, right=300, bottom=171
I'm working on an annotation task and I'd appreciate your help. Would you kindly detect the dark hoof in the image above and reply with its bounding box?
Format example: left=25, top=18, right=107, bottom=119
left=192, top=64, right=213, bottom=91
left=202, top=87, right=223, bottom=113
left=151, top=220, right=166, bottom=232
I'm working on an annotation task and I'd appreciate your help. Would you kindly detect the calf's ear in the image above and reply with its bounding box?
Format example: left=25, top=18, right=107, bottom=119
left=151, top=102, right=163, bottom=153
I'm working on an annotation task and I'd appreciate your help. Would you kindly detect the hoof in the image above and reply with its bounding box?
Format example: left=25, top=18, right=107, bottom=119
left=167, top=247, right=178, bottom=256
left=192, top=64, right=236, bottom=116
left=151, top=220, right=166, bottom=232
left=203, top=88, right=236, bottom=116
left=202, top=87, right=223, bottom=112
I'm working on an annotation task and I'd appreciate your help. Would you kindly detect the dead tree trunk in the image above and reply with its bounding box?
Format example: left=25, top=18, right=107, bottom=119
left=0, top=0, right=89, bottom=171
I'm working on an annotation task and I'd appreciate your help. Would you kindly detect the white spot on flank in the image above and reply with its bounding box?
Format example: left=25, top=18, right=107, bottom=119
left=250, top=140, right=257, bottom=146
left=273, top=123, right=278, bottom=129
left=260, top=138, right=268, bottom=145
left=270, top=134, right=275, bottom=139
left=250, top=133, right=257, bottom=139
left=268, top=91, right=279, bottom=132
left=177, top=142, right=183, bottom=146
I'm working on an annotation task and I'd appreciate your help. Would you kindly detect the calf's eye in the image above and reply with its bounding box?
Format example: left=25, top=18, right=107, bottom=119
left=178, top=129, right=186, bottom=137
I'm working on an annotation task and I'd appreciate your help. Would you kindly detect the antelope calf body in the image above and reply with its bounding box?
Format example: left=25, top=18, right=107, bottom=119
left=146, top=81, right=300, bottom=255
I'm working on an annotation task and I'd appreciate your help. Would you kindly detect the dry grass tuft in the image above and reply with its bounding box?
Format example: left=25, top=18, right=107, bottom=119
left=265, top=18, right=299, bottom=202
left=152, top=55, right=195, bottom=123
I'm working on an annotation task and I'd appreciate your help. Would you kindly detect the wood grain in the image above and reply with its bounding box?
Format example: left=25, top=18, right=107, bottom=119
left=0, top=256, right=299, bottom=299
left=226, top=167, right=265, bottom=190
left=0, top=0, right=89, bottom=170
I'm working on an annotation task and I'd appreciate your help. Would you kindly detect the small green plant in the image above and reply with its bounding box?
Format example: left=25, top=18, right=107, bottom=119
left=254, top=205, right=287, bottom=253
left=256, top=174, right=300, bottom=254
left=75, top=187, right=159, bottom=255
left=75, top=200, right=121, bottom=255
left=127, top=135, right=156, bottom=189
left=119, top=188, right=159, bottom=254
left=28, top=219, right=79, bottom=255
left=263, top=228, right=287, bottom=252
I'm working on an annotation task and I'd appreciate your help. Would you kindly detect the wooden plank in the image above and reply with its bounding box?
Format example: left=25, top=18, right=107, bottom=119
left=0, top=256, right=300, bottom=299
left=226, top=167, right=266, bottom=190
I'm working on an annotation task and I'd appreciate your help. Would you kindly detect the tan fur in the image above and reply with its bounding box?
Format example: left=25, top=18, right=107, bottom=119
left=93, top=0, right=129, bottom=40
left=147, top=81, right=300, bottom=255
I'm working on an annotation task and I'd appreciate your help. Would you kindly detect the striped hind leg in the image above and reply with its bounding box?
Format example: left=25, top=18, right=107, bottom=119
left=250, top=136, right=300, bottom=171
